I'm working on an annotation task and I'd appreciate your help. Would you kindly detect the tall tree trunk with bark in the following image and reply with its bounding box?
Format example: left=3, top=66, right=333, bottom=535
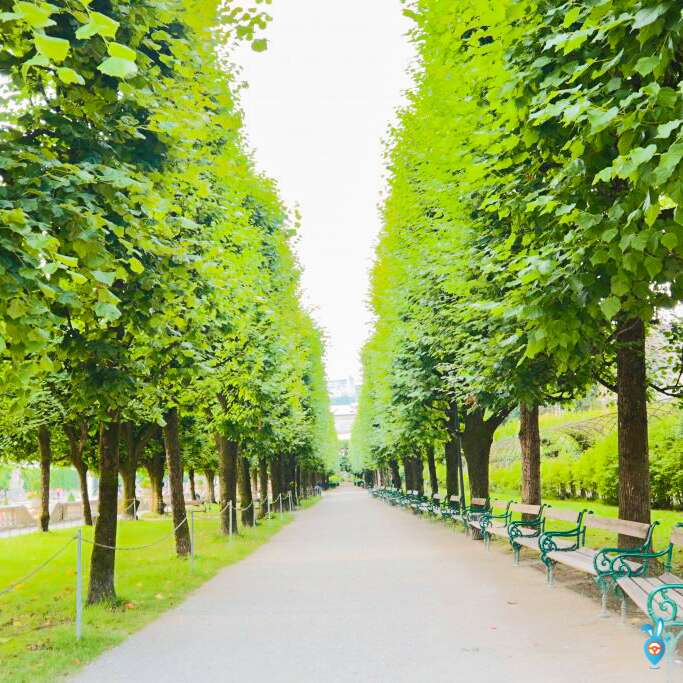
left=277, top=454, right=287, bottom=503
left=163, top=408, right=190, bottom=556
left=251, top=466, right=258, bottom=504
left=403, top=457, right=415, bottom=491
left=258, top=457, right=269, bottom=518
left=146, top=448, right=165, bottom=515
left=238, top=455, right=254, bottom=526
left=189, top=468, right=197, bottom=500
left=287, top=454, right=297, bottom=506
left=215, top=434, right=238, bottom=534
left=414, top=457, right=425, bottom=496
left=461, top=405, right=510, bottom=500
left=38, top=425, right=51, bottom=532
left=87, top=417, right=121, bottom=604
left=616, top=317, right=651, bottom=547
left=121, top=422, right=156, bottom=519
left=65, top=421, right=92, bottom=526
left=444, top=402, right=460, bottom=499
left=389, top=459, right=402, bottom=489
left=426, top=445, right=439, bottom=496
left=519, top=404, right=541, bottom=507
left=204, top=469, right=216, bottom=504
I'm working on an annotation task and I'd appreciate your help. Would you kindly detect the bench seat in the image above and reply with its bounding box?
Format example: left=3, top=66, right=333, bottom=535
left=617, top=573, right=683, bottom=617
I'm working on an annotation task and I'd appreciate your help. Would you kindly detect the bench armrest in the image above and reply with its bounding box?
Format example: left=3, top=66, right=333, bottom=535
left=598, top=544, right=675, bottom=578
left=480, top=509, right=511, bottom=532
left=508, top=518, right=545, bottom=544
left=539, top=525, right=583, bottom=556
left=647, top=583, right=683, bottom=627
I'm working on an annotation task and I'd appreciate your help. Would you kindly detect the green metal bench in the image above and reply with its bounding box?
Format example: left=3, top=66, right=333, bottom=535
left=539, top=515, right=658, bottom=608
left=470, top=499, right=515, bottom=548
left=509, top=505, right=588, bottom=567
left=463, top=497, right=490, bottom=537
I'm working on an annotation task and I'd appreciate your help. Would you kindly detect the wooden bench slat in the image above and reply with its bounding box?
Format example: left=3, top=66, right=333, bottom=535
left=510, top=503, right=542, bottom=515
left=547, top=548, right=597, bottom=573
left=543, top=508, right=581, bottom=523
left=470, top=497, right=487, bottom=506
left=617, top=577, right=650, bottom=613
left=515, top=536, right=540, bottom=550
left=671, top=527, right=683, bottom=547
left=583, top=515, right=651, bottom=539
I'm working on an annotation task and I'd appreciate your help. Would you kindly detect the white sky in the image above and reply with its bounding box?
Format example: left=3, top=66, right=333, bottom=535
left=235, top=0, right=415, bottom=381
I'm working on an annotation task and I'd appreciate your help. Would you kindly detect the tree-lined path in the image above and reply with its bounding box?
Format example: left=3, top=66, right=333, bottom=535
left=75, top=486, right=644, bottom=682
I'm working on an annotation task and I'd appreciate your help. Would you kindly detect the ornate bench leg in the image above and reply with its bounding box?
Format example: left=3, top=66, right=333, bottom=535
left=513, top=545, right=520, bottom=566
left=484, top=531, right=490, bottom=550
left=546, top=561, right=555, bottom=587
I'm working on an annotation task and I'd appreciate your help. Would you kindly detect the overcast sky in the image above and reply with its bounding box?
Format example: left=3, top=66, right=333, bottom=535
left=235, top=0, right=415, bottom=382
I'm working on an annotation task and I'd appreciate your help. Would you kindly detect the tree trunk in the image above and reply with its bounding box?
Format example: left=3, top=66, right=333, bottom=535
left=414, top=457, right=425, bottom=496
left=426, top=445, right=439, bottom=496
left=519, top=403, right=541, bottom=507
left=461, top=407, right=498, bottom=499
left=121, top=422, right=137, bottom=520
left=258, top=457, right=269, bottom=518
left=389, top=459, right=402, bottom=489
left=65, top=422, right=93, bottom=526
left=189, top=468, right=197, bottom=501
left=616, top=317, right=651, bottom=547
left=87, top=417, right=121, bottom=605
left=146, top=449, right=165, bottom=515
left=204, top=469, right=216, bottom=504
left=287, top=454, right=297, bottom=506
left=277, top=453, right=287, bottom=503
left=444, top=402, right=460, bottom=499
left=38, top=425, right=51, bottom=532
left=251, top=466, right=258, bottom=504
left=215, top=434, right=238, bottom=534
left=238, top=455, right=254, bottom=526
left=163, top=407, right=190, bottom=556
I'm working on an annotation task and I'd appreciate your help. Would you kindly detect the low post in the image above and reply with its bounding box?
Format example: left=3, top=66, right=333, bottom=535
left=289, top=491, right=293, bottom=511
left=279, top=494, right=283, bottom=517
left=76, top=529, right=82, bottom=641
left=229, top=501, right=233, bottom=538
left=190, top=510, right=195, bottom=564
left=267, top=497, right=270, bottom=520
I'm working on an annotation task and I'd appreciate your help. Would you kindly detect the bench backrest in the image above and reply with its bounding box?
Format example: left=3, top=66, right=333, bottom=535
left=544, top=507, right=584, bottom=523
left=490, top=499, right=512, bottom=510
left=471, top=497, right=487, bottom=507
left=671, top=525, right=683, bottom=548
left=432, top=494, right=442, bottom=502
left=510, top=503, right=542, bottom=516
left=584, top=514, right=652, bottom=539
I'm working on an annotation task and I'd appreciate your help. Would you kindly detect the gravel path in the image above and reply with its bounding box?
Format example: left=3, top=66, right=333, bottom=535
left=74, top=485, right=651, bottom=682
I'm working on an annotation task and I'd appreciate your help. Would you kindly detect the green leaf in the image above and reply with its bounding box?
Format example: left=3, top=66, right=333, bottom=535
left=662, top=233, right=679, bottom=250
left=7, top=299, right=26, bottom=319
left=76, top=11, right=119, bottom=40
left=34, top=33, right=70, bottom=62
left=128, top=257, right=144, bottom=274
left=94, top=302, right=121, bottom=322
left=13, top=1, right=57, bottom=28
left=97, top=56, right=138, bottom=79
left=600, top=296, right=621, bottom=320
left=587, top=106, right=618, bottom=135
left=653, top=141, right=683, bottom=185
left=108, top=42, right=136, bottom=61
left=251, top=38, right=268, bottom=52
left=611, top=275, right=630, bottom=297
left=56, top=66, right=84, bottom=85
left=91, top=270, right=116, bottom=286
left=632, top=5, right=667, bottom=29
left=634, top=55, right=660, bottom=76
left=656, top=120, right=682, bottom=139
left=644, top=255, right=663, bottom=278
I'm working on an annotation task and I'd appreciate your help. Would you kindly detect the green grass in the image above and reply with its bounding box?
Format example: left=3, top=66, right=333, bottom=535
left=0, top=499, right=318, bottom=683
left=487, top=492, right=682, bottom=572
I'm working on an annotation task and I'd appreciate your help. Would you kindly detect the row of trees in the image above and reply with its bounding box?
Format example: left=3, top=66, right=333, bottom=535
left=350, top=0, right=683, bottom=546
left=0, top=0, right=337, bottom=603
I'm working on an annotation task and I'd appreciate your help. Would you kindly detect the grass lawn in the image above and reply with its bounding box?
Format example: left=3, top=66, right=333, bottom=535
left=0, top=497, right=319, bottom=683
left=487, top=492, right=682, bottom=572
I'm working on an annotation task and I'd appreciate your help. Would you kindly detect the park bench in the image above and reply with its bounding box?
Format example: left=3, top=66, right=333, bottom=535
left=604, top=524, right=683, bottom=625
left=462, top=497, right=489, bottom=536
left=470, top=499, right=515, bottom=548
left=540, top=515, right=658, bottom=601
left=508, top=505, right=585, bottom=566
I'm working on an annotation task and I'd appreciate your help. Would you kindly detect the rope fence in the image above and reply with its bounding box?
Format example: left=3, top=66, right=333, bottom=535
left=0, top=485, right=323, bottom=643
